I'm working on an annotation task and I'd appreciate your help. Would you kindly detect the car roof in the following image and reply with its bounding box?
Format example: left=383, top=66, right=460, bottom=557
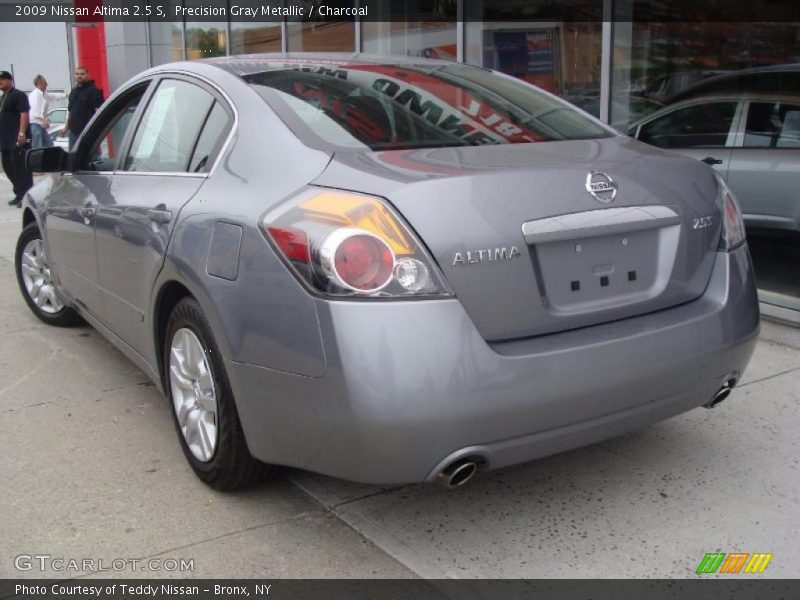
left=674, top=92, right=800, bottom=103
left=705, top=63, right=800, bottom=76
left=666, top=63, right=800, bottom=104
left=204, top=52, right=462, bottom=77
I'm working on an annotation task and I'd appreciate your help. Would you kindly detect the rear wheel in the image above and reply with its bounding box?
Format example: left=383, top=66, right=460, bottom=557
left=164, top=297, right=271, bottom=490
left=15, top=223, right=82, bottom=327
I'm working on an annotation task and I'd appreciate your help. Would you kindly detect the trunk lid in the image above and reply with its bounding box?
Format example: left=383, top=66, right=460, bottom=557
left=313, top=136, right=723, bottom=341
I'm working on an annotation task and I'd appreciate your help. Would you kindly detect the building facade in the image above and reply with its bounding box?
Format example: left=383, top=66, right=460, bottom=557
left=4, top=2, right=799, bottom=132
left=0, top=21, right=71, bottom=99
left=92, top=2, right=800, bottom=135
left=2, top=1, right=798, bottom=311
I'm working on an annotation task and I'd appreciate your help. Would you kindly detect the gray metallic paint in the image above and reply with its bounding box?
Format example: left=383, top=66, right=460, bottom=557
left=227, top=245, right=757, bottom=484
left=96, top=173, right=205, bottom=359
left=22, top=55, right=760, bottom=485
left=315, top=138, right=724, bottom=340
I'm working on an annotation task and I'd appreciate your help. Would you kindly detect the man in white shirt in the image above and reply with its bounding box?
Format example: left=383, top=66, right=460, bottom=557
left=28, top=74, right=54, bottom=149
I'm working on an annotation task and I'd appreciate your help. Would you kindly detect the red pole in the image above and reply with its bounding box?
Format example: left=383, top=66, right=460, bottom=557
left=74, top=0, right=108, bottom=97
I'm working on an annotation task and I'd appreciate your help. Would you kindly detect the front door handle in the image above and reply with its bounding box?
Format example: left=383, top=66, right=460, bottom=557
left=701, top=156, right=723, bottom=165
left=147, top=209, right=172, bottom=224
left=78, top=206, right=96, bottom=219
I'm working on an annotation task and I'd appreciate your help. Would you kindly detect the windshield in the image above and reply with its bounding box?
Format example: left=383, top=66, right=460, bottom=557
left=243, top=61, right=612, bottom=151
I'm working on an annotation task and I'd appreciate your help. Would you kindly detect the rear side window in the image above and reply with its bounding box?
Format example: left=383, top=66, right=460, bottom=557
left=189, top=102, right=231, bottom=172
left=638, top=102, right=737, bottom=148
left=243, top=62, right=611, bottom=151
left=744, top=101, right=800, bottom=148
left=124, top=79, right=215, bottom=172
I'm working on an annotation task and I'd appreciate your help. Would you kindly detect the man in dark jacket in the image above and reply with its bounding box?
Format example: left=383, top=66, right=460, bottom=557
left=0, top=70, right=33, bottom=207
left=60, top=66, right=104, bottom=149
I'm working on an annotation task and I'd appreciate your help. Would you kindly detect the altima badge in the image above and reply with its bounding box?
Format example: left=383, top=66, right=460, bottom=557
left=453, top=246, right=522, bottom=267
left=586, top=171, right=618, bottom=203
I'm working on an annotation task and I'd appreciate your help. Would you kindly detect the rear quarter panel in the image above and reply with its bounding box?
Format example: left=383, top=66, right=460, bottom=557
left=150, top=63, right=333, bottom=377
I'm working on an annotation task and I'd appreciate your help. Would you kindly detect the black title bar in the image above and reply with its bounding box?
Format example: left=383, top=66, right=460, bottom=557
left=1, top=0, right=800, bottom=22
left=3, top=579, right=800, bottom=600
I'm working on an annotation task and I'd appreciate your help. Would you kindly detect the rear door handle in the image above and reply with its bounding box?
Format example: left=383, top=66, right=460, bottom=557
left=147, top=209, right=172, bottom=224
left=701, top=156, right=723, bottom=165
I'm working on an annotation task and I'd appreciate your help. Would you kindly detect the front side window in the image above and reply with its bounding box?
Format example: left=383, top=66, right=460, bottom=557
left=637, top=101, right=737, bottom=149
left=79, top=86, right=147, bottom=171
left=744, top=101, right=800, bottom=148
left=124, top=79, right=216, bottom=172
left=243, top=61, right=612, bottom=151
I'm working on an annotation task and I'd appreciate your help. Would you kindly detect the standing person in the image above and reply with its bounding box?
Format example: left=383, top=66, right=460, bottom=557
left=60, top=66, right=103, bottom=150
left=28, top=74, right=54, bottom=149
left=0, top=70, right=33, bottom=207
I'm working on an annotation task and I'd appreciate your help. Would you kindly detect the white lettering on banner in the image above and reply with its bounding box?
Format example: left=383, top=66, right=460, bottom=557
left=255, top=584, right=273, bottom=595
left=318, top=5, right=369, bottom=16
left=215, top=585, right=250, bottom=596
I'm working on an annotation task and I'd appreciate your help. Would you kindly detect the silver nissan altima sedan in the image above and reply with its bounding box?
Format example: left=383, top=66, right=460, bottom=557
left=16, top=54, right=759, bottom=490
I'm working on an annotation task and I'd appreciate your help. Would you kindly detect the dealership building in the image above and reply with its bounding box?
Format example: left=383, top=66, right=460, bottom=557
left=1, top=0, right=799, bottom=313
left=4, top=2, right=797, bottom=129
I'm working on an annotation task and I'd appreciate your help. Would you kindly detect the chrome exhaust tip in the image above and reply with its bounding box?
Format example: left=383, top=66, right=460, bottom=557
left=436, top=459, right=479, bottom=489
left=703, top=379, right=736, bottom=409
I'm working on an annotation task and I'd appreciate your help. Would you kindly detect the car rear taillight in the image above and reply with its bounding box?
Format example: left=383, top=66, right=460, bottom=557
left=716, top=175, right=746, bottom=251
left=320, top=228, right=394, bottom=292
left=267, top=227, right=310, bottom=263
left=261, top=188, right=451, bottom=298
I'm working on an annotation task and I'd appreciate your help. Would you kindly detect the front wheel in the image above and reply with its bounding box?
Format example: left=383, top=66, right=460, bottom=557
left=164, top=297, right=272, bottom=490
left=15, top=223, right=82, bottom=327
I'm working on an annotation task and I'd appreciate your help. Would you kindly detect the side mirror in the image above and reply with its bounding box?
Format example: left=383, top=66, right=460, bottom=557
left=26, top=147, right=69, bottom=172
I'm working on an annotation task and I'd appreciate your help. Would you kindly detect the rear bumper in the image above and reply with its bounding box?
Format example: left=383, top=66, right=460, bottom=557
left=226, top=246, right=759, bottom=484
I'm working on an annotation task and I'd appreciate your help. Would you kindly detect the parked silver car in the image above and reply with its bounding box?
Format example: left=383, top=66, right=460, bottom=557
left=629, top=94, right=800, bottom=232
left=45, top=108, right=70, bottom=150
left=17, top=55, right=759, bottom=490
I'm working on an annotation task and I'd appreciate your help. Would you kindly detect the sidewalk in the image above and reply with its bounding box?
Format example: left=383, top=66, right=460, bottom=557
left=2, top=176, right=799, bottom=579
left=0, top=177, right=415, bottom=579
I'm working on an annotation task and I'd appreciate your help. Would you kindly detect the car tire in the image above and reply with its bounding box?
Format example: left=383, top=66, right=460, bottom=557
left=164, top=297, right=272, bottom=491
left=15, top=222, right=83, bottom=327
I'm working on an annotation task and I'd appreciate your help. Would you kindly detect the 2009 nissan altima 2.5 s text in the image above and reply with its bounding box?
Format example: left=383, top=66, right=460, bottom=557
left=16, top=54, right=759, bottom=490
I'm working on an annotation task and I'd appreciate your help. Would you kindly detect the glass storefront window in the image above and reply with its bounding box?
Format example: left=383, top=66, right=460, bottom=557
left=185, top=23, right=226, bottom=59
left=613, top=7, right=800, bottom=311
left=363, top=22, right=457, bottom=60
left=610, top=20, right=800, bottom=129
left=364, top=0, right=457, bottom=59
left=184, top=0, right=226, bottom=60
left=230, top=23, right=282, bottom=54
left=464, top=2, right=602, bottom=116
left=287, top=21, right=355, bottom=52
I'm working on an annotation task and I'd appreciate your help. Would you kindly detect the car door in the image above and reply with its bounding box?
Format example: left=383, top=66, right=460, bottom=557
left=725, top=99, right=800, bottom=231
left=94, top=75, right=233, bottom=358
left=632, top=99, right=741, bottom=176
left=43, top=84, right=149, bottom=321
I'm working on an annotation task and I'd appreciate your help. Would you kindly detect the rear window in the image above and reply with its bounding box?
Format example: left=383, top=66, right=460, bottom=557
left=243, top=62, right=612, bottom=151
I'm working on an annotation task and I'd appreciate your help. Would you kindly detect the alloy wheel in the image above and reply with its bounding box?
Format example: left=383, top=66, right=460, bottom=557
left=20, top=238, right=64, bottom=314
left=169, top=328, right=218, bottom=462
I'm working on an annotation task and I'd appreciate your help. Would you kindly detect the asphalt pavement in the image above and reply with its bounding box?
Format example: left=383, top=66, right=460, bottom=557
left=1, top=176, right=798, bottom=579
